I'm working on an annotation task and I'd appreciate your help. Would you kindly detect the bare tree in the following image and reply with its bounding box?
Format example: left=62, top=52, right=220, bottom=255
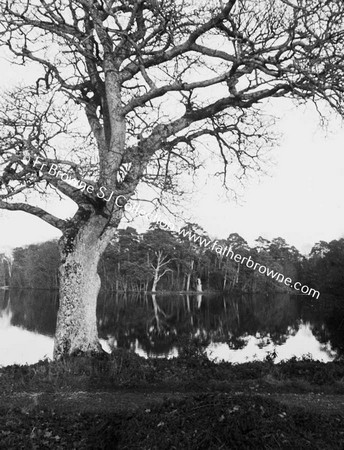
left=151, top=250, right=172, bottom=292
left=143, top=226, right=174, bottom=291
left=0, top=0, right=343, bottom=358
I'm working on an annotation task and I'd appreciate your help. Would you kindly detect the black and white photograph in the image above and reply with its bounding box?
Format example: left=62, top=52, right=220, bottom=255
left=0, top=0, right=344, bottom=448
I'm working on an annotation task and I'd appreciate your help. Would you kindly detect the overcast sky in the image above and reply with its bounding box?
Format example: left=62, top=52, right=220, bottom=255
left=1, top=50, right=344, bottom=256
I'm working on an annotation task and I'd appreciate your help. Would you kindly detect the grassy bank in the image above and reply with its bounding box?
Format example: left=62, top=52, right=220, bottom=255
left=1, top=347, right=344, bottom=449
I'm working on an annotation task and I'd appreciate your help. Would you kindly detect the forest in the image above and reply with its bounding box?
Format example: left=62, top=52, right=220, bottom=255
left=1, top=223, right=343, bottom=296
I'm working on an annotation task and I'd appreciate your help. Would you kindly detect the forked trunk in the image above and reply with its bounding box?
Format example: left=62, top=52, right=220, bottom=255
left=151, top=270, right=159, bottom=293
left=53, top=215, right=115, bottom=359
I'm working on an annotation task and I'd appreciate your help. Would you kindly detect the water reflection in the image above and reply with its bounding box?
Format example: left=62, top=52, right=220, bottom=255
left=0, top=289, right=343, bottom=366
left=0, top=290, right=54, bottom=366
left=207, top=323, right=336, bottom=363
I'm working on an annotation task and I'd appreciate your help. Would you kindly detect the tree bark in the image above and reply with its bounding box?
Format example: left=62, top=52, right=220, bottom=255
left=151, top=273, right=158, bottom=293
left=151, top=250, right=171, bottom=293
left=185, top=259, right=194, bottom=291
left=53, top=215, right=115, bottom=359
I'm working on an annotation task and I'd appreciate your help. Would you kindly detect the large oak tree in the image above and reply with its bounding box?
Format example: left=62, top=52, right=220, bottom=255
left=0, top=0, right=343, bottom=358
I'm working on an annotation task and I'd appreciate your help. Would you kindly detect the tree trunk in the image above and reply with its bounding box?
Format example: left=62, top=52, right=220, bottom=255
left=151, top=250, right=171, bottom=293
left=115, top=261, right=120, bottom=292
left=223, top=269, right=227, bottom=291
left=151, top=270, right=159, bottom=293
left=185, top=259, right=194, bottom=291
left=53, top=215, right=115, bottom=359
left=235, top=264, right=240, bottom=285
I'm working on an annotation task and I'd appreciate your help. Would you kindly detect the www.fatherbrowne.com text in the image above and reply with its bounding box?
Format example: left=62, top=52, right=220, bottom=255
left=32, top=157, right=320, bottom=299
left=175, top=228, right=320, bottom=299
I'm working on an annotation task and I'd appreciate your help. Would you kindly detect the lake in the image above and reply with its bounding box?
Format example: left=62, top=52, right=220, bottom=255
left=0, top=289, right=343, bottom=366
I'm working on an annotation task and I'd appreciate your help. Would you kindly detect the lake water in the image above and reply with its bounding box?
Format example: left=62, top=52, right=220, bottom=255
left=0, top=289, right=343, bottom=366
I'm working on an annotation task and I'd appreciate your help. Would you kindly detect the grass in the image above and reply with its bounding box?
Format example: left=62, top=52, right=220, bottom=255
left=1, top=345, right=344, bottom=448
left=2, top=393, right=344, bottom=449
left=2, top=345, right=344, bottom=394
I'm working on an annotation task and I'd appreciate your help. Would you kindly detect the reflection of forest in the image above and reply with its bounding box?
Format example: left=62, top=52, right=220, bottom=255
left=298, top=297, right=344, bottom=357
left=1, top=290, right=344, bottom=359
left=0, top=289, right=58, bottom=336
left=96, top=293, right=299, bottom=355
left=96, top=292, right=344, bottom=357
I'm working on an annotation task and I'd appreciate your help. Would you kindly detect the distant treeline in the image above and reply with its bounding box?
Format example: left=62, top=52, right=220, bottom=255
left=0, top=223, right=343, bottom=295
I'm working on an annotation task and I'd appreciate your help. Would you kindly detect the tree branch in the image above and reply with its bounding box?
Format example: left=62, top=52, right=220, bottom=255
left=0, top=200, right=65, bottom=230
left=120, top=0, right=237, bottom=82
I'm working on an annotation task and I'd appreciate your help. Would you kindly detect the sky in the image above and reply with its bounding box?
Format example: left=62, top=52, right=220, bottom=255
left=0, top=50, right=344, bottom=256
left=192, top=101, right=344, bottom=254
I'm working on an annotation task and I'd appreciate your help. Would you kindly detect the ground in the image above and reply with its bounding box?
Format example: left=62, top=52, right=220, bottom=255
left=1, top=347, right=344, bottom=449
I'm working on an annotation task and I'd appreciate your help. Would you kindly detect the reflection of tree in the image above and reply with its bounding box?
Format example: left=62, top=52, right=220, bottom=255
left=96, top=292, right=300, bottom=356
left=202, top=293, right=297, bottom=348
left=248, top=293, right=298, bottom=346
left=97, top=293, right=178, bottom=356
left=1, top=289, right=58, bottom=336
left=299, top=298, right=344, bottom=357
left=227, top=336, right=246, bottom=350
left=0, top=289, right=9, bottom=310
left=150, top=294, right=167, bottom=334
left=4, top=290, right=342, bottom=359
left=0, top=289, right=11, bottom=322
